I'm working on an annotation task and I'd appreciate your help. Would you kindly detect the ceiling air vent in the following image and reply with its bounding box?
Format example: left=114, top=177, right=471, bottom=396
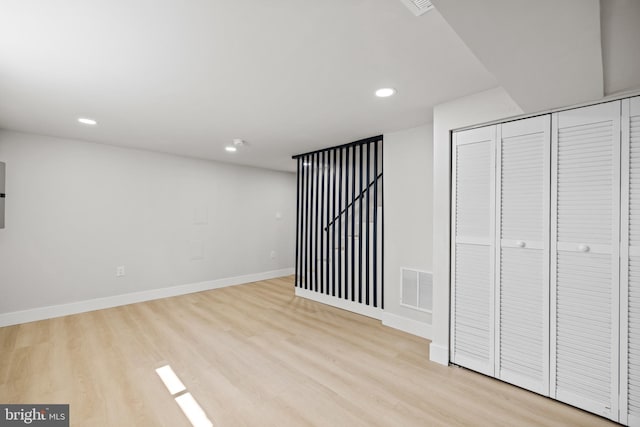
left=400, top=0, right=434, bottom=16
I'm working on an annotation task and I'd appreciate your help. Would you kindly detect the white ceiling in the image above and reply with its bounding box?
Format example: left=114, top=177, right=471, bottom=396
left=0, top=0, right=497, bottom=172
left=432, top=0, right=640, bottom=114
left=431, top=0, right=604, bottom=113
left=1, top=1, right=639, bottom=172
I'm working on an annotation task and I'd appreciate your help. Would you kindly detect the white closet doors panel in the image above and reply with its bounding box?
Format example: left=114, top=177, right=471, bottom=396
left=622, top=96, right=640, bottom=426
left=451, top=125, right=496, bottom=376
left=551, top=101, right=620, bottom=421
left=495, top=115, right=550, bottom=395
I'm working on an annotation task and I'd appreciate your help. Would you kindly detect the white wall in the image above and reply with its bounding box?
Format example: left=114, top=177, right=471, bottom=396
left=430, top=87, right=522, bottom=364
left=382, top=124, right=433, bottom=337
left=0, top=130, right=295, bottom=319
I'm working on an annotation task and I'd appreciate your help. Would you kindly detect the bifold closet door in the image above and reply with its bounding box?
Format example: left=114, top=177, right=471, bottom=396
left=451, top=125, right=496, bottom=376
left=622, top=96, right=640, bottom=426
left=551, top=101, right=620, bottom=421
left=495, top=116, right=550, bottom=395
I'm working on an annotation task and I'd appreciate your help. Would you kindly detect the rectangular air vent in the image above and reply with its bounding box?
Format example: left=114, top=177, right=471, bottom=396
left=399, top=0, right=434, bottom=16
left=401, top=268, right=432, bottom=312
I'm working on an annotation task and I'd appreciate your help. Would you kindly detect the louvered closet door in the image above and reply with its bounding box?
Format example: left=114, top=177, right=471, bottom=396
left=551, top=101, right=621, bottom=421
left=622, top=96, right=640, bottom=426
left=495, top=116, right=550, bottom=395
left=451, top=125, right=496, bottom=376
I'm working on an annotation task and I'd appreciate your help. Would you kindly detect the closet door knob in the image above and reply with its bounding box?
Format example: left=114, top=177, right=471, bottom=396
left=516, top=240, right=526, bottom=248
left=578, top=244, right=590, bottom=252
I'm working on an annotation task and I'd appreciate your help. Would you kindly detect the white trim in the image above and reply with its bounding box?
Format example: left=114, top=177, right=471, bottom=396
left=453, top=89, right=640, bottom=134
left=294, top=288, right=383, bottom=320
left=542, top=114, right=552, bottom=397
left=429, top=342, right=449, bottom=366
left=381, top=312, right=432, bottom=339
left=611, top=101, right=622, bottom=421
left=549, top=112, right=559, bottom=398
left=494, top=123, right=502, bottom=377
left=620, top=97, right=632, bottom=425
left=399, top=303, right=432, bottom=314
left=0, top=268, right=294, bottom=327
left=488, top=128, right=496, bottom=377
left=449, top=132, right=459, bottom=363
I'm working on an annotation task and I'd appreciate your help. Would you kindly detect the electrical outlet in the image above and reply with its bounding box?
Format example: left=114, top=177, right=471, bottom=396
left=116, top=266, right=125, bottom=277
left=270, top=251, right=276, bottom=259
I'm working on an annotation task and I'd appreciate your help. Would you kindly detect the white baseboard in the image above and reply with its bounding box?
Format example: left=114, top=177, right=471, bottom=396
left=381, top=312, right=432, bottom=340
left=294, top=289, right=434, bottom=341
left=294, top=287, right=383, bottom=320
left=429, top=342, right=449, bottom=366
left=0, top=268, right=294, bottom=327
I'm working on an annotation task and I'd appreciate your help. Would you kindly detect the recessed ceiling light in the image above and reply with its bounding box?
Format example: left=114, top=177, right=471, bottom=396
left=375, top=88, right=396, bottom=98
left=225, top=146, right=237, bottom=153
left=303, top=162, right=311, bottom=167
left=77, top=117, right=97, bottom=125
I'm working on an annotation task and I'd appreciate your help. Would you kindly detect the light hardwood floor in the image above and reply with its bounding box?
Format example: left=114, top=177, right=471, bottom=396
left=0, top=276, right=617, bottom=426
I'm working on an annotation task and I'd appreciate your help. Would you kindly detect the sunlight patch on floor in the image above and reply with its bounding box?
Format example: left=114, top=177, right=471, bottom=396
left=155, top=364, right=213, bottom=427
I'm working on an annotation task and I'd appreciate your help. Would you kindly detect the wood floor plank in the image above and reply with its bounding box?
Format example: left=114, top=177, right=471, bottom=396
left=0, top=276, right=617, bottom=426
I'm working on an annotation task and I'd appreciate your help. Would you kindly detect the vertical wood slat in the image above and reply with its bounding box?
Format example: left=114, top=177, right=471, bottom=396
left=293, top=138, right=383, bottom=308
left=314, top=152, right=319, bottom=292
left=304, top=156, right=309, bottom=290
left=305, top=155, right=311, bottom=290
left=320, top=150, right=325, bottom=294
left=307, top=154, right=312, bottom=291
left=344, top=146, right=350, bottom=301
left=373, top=140, right=378, bottom=307
left=366, top=141, right=371, bottom=305
left=332, top=149, right=337, bottom=296
left=352, top=144, right=357, bottom=302
left=380, top=139, right=384, bottom=309
left=358, top=143, right=364, bottom=303
left=340, top=149, right=345, bottom=298
left=325, top=150, right=330, bottom=295
left=327, top=150, right=332, bottom=295
left=294, top=159, right=302, bottom=287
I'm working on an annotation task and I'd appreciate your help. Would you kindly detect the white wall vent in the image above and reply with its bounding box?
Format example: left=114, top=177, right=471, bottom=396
left=401, top=268, right=432, bottom=312
left=399, top=0, right=434, bottom=16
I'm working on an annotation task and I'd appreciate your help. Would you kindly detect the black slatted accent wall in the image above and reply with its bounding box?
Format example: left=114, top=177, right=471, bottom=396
left=293, top=136, right=383, bottom=309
